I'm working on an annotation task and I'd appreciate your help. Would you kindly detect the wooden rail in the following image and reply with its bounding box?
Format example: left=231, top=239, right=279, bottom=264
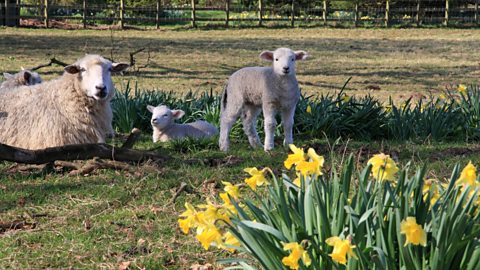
left=0, top=0, right=478, bottom=29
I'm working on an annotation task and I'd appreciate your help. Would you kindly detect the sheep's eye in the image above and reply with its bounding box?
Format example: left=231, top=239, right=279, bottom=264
left=163, top=114, right=168, bottom=117
left=275, top=58, right=279, bottom=61
left=80, top=68, right=86, bottom=72
left=291, top=58, right=295, bottom=61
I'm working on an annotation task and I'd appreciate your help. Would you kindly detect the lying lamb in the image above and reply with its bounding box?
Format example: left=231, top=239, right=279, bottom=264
left=0, top=54, right=128, bottom=150
left=219, top=47, right=308, bottom=152
left=147, top=105, right=218, bottom=142
left=0, top=69, right=42, bottom=90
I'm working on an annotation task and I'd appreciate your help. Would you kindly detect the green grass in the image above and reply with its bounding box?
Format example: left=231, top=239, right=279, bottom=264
left=1, top=27, right=480, bottom=101
left=1, top=137, right=480, bottom=269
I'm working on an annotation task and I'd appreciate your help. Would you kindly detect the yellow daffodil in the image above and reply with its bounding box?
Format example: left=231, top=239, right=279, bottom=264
left=178, top=202, right=199, bottom=234
left=457, top=84, right=467, bottom=95
left=306, top=105, right=312, bottom=114
left=196, top=224, right=223, bottom=250
left=368, top=153, right=399, bottom=182
left=244, top=167, right=269, bottom=190
left=221, top=231, right=241, bottom=252
left=326, top=236, right=357, bottom=265
left=384, top=105, right=393, bottom=113
left=341, top=94, right=350, bottom=102
left=284, top=144, right=306, bottom=169
left=281, top=242, right=311, bottom=270
left=457, top=161, right=477, bottom=187
left=220, top=181, right=241, bottom=206
left=422, top=179, right=441, bottom=206
left=293, top=174, right=301, bottom=187
left=295, top=148, right=325, bottom=177
left=400, top=217, right=427, bottom=246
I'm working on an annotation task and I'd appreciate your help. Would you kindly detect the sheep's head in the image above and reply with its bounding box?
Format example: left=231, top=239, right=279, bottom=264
left=3, top=70, right=42, bottom=86
left=147, top=105, right=185, bottom=131
left=260, top=48, right=308, bottom=76
left=64, top=54, right=129, bottom=101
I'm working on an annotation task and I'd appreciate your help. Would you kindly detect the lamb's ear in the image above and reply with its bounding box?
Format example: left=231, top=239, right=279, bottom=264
left=171, top=109, right=185, bottom=119
left=3, top=73, right=13, bottom=79
left=147, top=105, right=155, bottom=113
left=259, top=51, right=274, bottom=61
left=64, top=65, right=81, bottom=74
left=111, top=63, right=129, bottom=72
left=23, top=71, right=32, bottom=83
left=295, top=51, right=308, bottom=61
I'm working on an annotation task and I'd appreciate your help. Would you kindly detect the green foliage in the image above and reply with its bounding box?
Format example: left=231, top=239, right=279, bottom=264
left=112, top=83, right=480, bottom=143
left=217, top=154, right=480, bottom=269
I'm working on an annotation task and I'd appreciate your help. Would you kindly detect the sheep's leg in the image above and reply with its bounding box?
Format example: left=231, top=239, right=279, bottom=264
left=219, top=106, right=241, bottom=152
left=281, top=106, right=296, bottom=147
left=241, top=105, right=262, bottom=148
left=263, top=107, right=277, bottom=151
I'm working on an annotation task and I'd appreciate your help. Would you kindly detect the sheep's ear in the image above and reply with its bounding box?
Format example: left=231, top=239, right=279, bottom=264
left=64, top=65, right=81, bottom=74
left=23, top=71, right=32, bottom=83
left=3, top=73, right=13, bottom=79
left=295, top=51, right=308, bottom=61
left=259, top=51, right=274, bottom=61
left=171, top=109, right=185, bottom=119
left=111, top=63, right=129, bottom=72
left=147, top=105, right=155, bottom=113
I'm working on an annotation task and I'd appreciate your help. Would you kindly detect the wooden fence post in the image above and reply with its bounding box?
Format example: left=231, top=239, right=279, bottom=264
left=120, top=0, right=125, bottom=29
left=258, top=0, right=263, bottom=26
left=416, top=0, right=421, bottom=26
left=191, top=0, right=196, bottom=27
left=82, top=0, right=87, bottom=29
left=385, top=0, right=389, bottom=27
left=475, top=0, right=478, bottom=25
left=444, top=0, right=449, bottom=26
left=156, top=0, right=160, bottom=29
left=43, top=0, right=48, bottom=28
left=354, top=1, right=358, bottom=27
left=4, top=0, right=8, bottom=26
left=322, top=0, right=327, bottom=26
left=291, top=0, right=295, bottom=27
left=225, top=0, right=229, bottom=28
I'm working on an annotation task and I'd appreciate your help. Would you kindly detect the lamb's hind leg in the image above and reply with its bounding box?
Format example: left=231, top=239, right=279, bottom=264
left=241, top=105, right=262, bottom=149
left=219, top=104, right=242, bottom=152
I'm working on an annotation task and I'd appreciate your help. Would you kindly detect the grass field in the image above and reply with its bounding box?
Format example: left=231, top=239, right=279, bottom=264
left=1, top=27, right=480, bottom=269
left=1, top=27, right=480, bottom=101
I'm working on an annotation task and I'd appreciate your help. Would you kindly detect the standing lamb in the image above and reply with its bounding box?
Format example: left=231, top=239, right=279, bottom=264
left=0, top=69, right=42, bottom=90
left=147, top=105, right=218, bottom=142
left=219, top=47, right=308, bottom=152
left=0, top=54, right=128, bottom=150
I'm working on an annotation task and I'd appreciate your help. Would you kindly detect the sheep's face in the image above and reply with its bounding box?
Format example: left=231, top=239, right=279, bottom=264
left=147, top=105, right=185, bottom=131
left=260, top=48, right=308, bottom=76
left=64, top=55, right=129, bottom=101
left=23, top=70, right=42, bottom=85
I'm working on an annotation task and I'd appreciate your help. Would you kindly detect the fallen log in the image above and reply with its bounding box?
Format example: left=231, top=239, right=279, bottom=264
left=0, top=143, right=166, bottom=164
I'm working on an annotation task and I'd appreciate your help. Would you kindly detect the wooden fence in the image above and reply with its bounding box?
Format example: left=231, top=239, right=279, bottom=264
left=1, top=0, right=479, bottom=29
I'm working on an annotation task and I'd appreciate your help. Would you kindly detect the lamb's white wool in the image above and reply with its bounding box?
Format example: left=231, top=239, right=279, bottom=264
left=0, top=69, right=42, bottom=90
left=219, top=47, right=308, bottom=151
left=0, top=54, right=129, bottom=150
left=147, top=105, right=218, bottom=142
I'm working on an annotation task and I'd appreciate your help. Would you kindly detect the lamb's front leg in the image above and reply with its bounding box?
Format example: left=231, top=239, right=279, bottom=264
left=263, top=107, right=277, bottom=151
left=281, top=106, right=296, bottom=147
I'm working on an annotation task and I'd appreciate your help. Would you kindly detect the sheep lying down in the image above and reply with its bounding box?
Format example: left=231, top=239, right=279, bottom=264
left=147, top=105, right=218, bottom=143
left=0, top=54, right=129, bottom=150
left=0, top=69, right=42, bottom=90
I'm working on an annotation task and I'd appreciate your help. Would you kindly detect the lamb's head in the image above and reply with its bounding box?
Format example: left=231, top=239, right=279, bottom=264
left=147, top=105, right=185, bottom=130
left=64, top=54, right=129, bottom=101
left=260, top=48, right=308, bottom=76
left=3, top=69, right=42, bottom=86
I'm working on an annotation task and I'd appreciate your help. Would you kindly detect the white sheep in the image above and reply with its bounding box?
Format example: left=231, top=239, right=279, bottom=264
left=147, top=105, right=218, bottom=142
left=0, top=54, right=129, bottom=150
left=0, top=69, right=42, bottom=90
left=219, top=47, right=308, bottom=152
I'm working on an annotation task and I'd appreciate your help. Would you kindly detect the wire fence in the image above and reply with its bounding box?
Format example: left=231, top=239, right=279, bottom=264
left=0, top=0, right=479, bottom=29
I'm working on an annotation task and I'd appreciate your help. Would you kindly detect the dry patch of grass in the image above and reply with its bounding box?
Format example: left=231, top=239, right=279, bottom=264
left=1, top=27, right=479, bottom=101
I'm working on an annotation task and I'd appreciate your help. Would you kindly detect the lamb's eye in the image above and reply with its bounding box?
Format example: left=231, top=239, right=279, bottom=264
left=163, top=114, right=168, bottom=117
left=275, top=58, right=279, bottom=61
left=291, top=58, right=295, bottom=61
left=80, top=68, right=86, bottom=72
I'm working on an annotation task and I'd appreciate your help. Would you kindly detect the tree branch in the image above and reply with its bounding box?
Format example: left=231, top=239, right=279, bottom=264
left=0, top=143, right=167, bottom=164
